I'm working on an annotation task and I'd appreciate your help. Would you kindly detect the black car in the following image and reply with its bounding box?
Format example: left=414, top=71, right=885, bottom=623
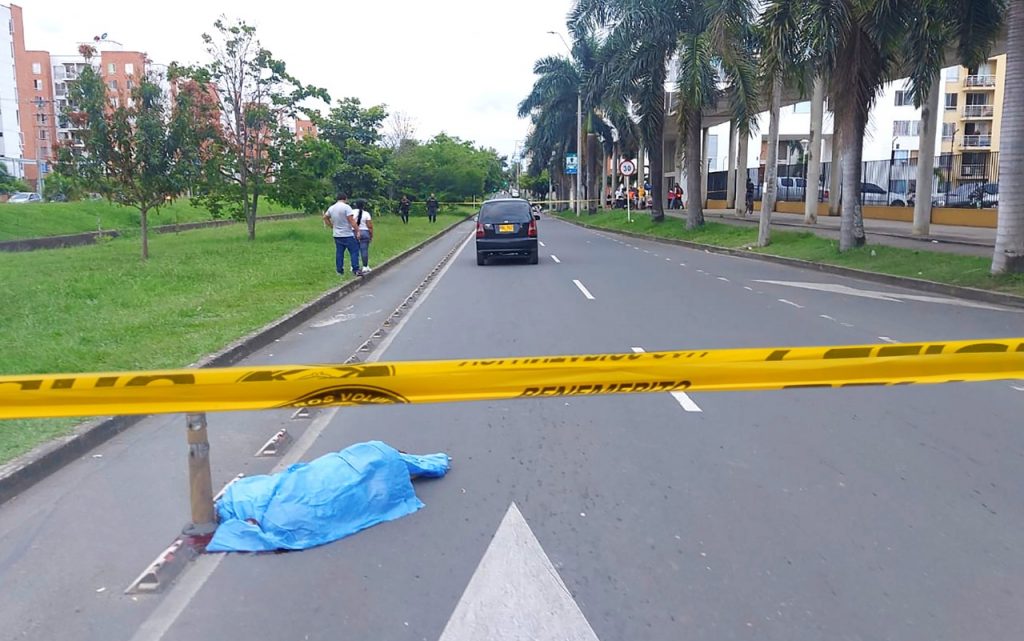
left=475, top=198, right=539, bottom=265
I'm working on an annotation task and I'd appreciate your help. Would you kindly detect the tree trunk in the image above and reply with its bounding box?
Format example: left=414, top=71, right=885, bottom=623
left=611, top=145, right=619, bottom=202
left=701, top=127, right=710, bottom=206
left=734, top=127, right=749, bottom=216
left=828, top=128, right=842, bottom=217
left=992, top=0, right=1024, bottom=273
left=248, top=191, right=258, bottom=241
left=838, top=107, right=868, bottom=251
left=913, top=70, right=941, bottom=236
left=726, top=120, right=737, bottom=209
left=804, top=77, right=825, bottom=224
left=649, top=135, right=666, bottom=222
left=601, top=144, right=609, bottom=209
left=759, top=74, right=783, bottom=247
left=587, top=132, right=599, bottom=214
left=685, top=114, right=704, bottom=228
left=140, top=207, right=149, bottom=260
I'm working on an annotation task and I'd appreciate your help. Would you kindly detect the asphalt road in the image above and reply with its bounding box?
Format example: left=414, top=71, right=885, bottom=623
left=2, top=215, right=1022, bottom=641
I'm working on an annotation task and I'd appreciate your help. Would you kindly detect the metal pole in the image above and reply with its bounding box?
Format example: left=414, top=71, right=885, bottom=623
left=184, top=413, right=216, bottom=536
left=576, top=91, right=583, bottom=217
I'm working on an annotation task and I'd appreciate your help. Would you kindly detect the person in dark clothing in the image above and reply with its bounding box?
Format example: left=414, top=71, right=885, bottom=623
left=745, top=179, right=755, bottom=216
left=673, top=184, right=683, bottom=209
left=399, top=196, right=411, bottom=224
left=426, top=194, right=439, bottom=223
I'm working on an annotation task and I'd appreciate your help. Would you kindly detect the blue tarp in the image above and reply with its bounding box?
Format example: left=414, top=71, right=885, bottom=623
left=207, top=441, right=450, bottom=552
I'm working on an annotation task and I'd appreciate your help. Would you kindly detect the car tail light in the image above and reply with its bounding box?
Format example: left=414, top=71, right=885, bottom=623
left=527, top=220, right=537, bottom=237
left=476, top=222, right=484, bottom=238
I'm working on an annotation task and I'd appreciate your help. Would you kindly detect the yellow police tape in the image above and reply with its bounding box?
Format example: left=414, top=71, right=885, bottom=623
left=1, top=338, right=1022, bottom=420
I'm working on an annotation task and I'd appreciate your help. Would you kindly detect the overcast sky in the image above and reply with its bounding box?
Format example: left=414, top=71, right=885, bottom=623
left=18, top=0, right=577, bottom=160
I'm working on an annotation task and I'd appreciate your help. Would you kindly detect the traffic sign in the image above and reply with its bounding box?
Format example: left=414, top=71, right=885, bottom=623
left=619, top=159, right=636, bottom=176
left=565, top=153, right=578, bottom=176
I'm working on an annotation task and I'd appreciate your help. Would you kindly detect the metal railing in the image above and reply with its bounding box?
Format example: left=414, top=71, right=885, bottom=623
left=964, top=75, right=997, bottom=88
left=962, top=134, right=992, bottom=148
left=962, top=104, right=995, bottom=118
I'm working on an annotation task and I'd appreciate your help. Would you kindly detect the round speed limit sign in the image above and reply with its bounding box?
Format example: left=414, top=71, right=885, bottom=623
left=619, top=159, right=637, bottom=176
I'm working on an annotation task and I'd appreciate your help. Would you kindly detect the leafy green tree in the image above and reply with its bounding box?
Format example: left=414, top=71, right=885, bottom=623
left=393, top=134, right=504, bottom=202
left=0, top=165, right=31, bottom=195
left=62, top=62, right=205, bottom=259
left=178, top=18, right=329, bottom=240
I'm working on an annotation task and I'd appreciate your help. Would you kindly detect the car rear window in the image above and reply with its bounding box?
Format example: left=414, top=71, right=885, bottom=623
left=480, top=201, right=531, bottom=223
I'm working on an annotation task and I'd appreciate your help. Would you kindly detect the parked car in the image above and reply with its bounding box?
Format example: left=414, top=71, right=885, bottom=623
left=933, top=182, right=998, bottom=208
left=7, top=191, right=41, bottom=203
left=762, top=177, right=807, bottom=202
left=822, top=182, right=915, bottom=207
left=475, top=198, right=539, bottom=265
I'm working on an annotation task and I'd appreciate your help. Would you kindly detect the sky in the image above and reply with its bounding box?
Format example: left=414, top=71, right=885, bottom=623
left=17, top=0, right=577, bottom=161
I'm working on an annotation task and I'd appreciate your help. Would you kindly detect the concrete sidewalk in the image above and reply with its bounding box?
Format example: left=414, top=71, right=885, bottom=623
left=663, top=207, right=996, bottom=258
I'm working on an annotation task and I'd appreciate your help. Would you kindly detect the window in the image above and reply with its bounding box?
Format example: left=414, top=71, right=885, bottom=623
left=894, top=90, right=913, bottom=106
left=31, top=62, right=41, bottom=74
left=941, top=122, right=956, bottom=140
left=479, top=201, right=532, bottom=223
left=793, top=101, right=810, bottom=114
left=35, top=113, right=47, bottom=124
left=125, top=78, right=134, bottom=90
left=38, top=129, right=47, bottom=140
left=107, top=62, right=116, bottom=75
left=892, top=120, right=920, bottom=136
left=945, top=67, right=960, bottom=82
left=108, top=80, right=118, bottom=90
left=125, top=63, right=134, bottom=75
left=944, top=93, right=958, bottom=110
left=32, top=79, right=42, bottom=90
left=893, top=149, right=910, bottom=161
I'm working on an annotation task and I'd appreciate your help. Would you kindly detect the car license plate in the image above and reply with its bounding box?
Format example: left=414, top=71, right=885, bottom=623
left=498, top=224, right=515, bottom=233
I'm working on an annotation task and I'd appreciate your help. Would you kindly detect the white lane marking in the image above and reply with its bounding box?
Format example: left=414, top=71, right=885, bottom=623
left=538, top=241, right=546, bottom=247
left=666, top=257, right=672, bottom=261
left=878, top=336, right=898, bottom=344
left=438, top=503, right=601, bottom=641
left=631, top=347, right=703, bottom=412
left=573, top=279, right=595, bottom=300
left=550, top=255, right=561, bottom=264
left=1012, top=385, right=1024, bottom=392
left=310, top=308, right=382, bottom=328
left=643, top=249, right=650, bottom=254
left=778, top=299, right=804, bottom=309
left=679, top=263, right=686, bottom=267
left=128, top=230, right=476, bottom=641
left=756, top=280, right=1017, bottom=312
left=743, top=286, right=754, bottom=291
left=841, top=322, right=855, bottom=328
left=717, top=277, right=730, bottom=282
left=819, top=314, right=836, bottom=321
left=697, top=269, right=706, bottom=273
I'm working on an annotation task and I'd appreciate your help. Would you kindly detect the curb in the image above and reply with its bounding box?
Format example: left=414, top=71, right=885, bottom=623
left=0, top=215, right=473, bottom=506
left=558, top=216, right=1024, bottom=310
left=0, top=213, right=310, bottom=253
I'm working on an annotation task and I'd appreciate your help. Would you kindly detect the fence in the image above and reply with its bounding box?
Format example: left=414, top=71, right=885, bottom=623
left=705, top=152, right=1000, bottom=208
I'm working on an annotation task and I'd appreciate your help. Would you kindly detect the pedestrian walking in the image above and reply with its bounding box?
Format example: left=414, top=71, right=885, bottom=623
left=667, top=186, right=676, bottom=210
left=745, top=178, right=755, bottom=217
left=323, top=192, right=361, bottom=277
left=673, top=185, right=683, bottom=209
left=353, top=199, right=374, bottom=272
left=398, top=195, right=411, bottom=224
left=426, top=194, right=439, bottom=223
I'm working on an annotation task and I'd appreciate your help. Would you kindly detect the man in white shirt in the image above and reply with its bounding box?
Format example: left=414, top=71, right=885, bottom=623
left=353, top=199, right=374, bottom=272
left=323, top=193, right=361, bottom=276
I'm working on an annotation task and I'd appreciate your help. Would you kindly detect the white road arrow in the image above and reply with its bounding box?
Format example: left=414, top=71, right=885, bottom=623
left=438, top=503, right=601, bottom=641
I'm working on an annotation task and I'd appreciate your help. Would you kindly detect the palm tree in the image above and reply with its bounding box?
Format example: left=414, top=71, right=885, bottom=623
left=572, top=0, right=684, bottom=223
left=801, top=0, right=1006, bottom=251
left=992, top=1, right=1022, bottom=274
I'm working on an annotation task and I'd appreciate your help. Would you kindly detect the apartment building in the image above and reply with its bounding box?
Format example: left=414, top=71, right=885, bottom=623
left=294, top=118, right=317, bottom=139
left=0, top=4, right=22, bottom=177
left=939, top=54, right=1005, bottom=187
left=8, top=3, right=163, bottom=190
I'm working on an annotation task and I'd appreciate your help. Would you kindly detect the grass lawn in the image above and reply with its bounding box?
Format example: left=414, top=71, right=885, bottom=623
left=0, top=198, right=291, bottom=242
left=0, top=210, right=469, bottom=462
left=559, top=210, right=1024, bottom=297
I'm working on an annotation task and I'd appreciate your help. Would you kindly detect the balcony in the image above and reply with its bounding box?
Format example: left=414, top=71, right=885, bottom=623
left=961, top=164, right=989, bottom=178
left=962, top=104, right=994, bottom=118
left=964, top=75, right=996, bottom=88
left=962, top=134, right=992, bottom=148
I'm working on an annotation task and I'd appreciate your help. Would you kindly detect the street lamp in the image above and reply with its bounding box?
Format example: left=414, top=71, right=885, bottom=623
left=547, top=31, right=582, bottom=217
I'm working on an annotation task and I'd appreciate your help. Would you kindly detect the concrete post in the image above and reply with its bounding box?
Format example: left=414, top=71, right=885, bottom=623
left=184, top=413, right=216, bottom=536
left=725, top=120, right=738, bottom=208
left=913, top=70, right=941, bottom=236
left=805, top=77, right=825, bottom=224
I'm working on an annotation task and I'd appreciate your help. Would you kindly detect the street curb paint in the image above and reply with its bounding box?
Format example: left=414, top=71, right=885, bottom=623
left=557, top=216, right=1024, bottom=310
left=0, top=215, right=473, bottom=506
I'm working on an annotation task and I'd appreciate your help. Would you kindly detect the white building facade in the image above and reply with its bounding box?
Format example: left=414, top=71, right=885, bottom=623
left=0, top=4, right=23, bottom=177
